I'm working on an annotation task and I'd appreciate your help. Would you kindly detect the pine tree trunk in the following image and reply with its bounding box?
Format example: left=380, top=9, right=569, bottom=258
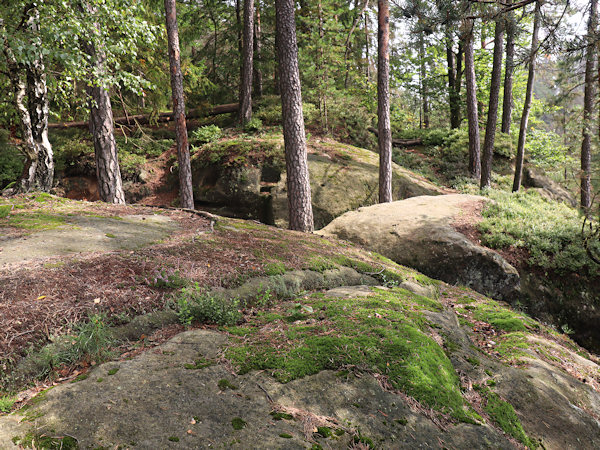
left=83, top=3, right=125, bottom=204
left=253, top=0, right=263, bottom=98
left=480, top=17, right=505, bottom=189
left=501, top=1, right=515, bottom=134
left=446, top=28, right=461, bottom=129
left=2, top=8, right=54, bottom=193
left=513, top=0, right=541, bottom=193
left=365, top=11, right=371, bottom=82
left=165, top=0, right=194, bottom=210
left=240, top=0, right=254, bottom=125
left=463, top=19, right=481, bottom=179
left=418, top=31, right=430, bottom=129
left=378, top=0, right=392, bottom=203
left=582, top=0, right=598, bottom=210
left=275, top=0, right=314, bottom=232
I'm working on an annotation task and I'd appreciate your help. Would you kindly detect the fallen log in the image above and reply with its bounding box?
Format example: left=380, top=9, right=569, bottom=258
left=48, top=103, right=239, bottom=129
left=367, top=127, right=423, bottom=147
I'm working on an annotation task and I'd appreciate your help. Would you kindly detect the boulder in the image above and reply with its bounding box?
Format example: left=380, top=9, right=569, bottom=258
left=523, top=166, right=576, bottom=206
left=318, top=194, right=520, bottom=301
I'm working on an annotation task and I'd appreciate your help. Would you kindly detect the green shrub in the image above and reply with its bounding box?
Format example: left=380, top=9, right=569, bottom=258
left=190, top=125, right=223, bottom=145
left=175, top=286, right=241, bottom=326
left=0, top=395, right=16, bottom=413
left=526, top=128, right=573, bottom=168
left=243, top=117, right=263, bottom=133
left=0, top=130, right=24, bottom=189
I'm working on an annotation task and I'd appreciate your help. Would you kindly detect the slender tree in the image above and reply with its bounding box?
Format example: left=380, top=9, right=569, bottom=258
left=275, top=0, right=314, bottom=232
left=164, top=0, right=194, bottom=209
left=462, top=17, right=481, bottom=179
left=513, top=0, right=542, bottom=192
left=378, top=0, right=393, bottom=203
left=501, top=0, right=516, bottom=134
left=239, top=0, right=254, bottom=125
left=418, top=29, right=430, bottom=129
left=253, top=0, right=263, bottom=97
left=1, top=7, right=54, bottom=193
left=83, top=2, right=125, bottom=204
left=480, top=14, right=505, bottom=189
left=446, top=27, right=461, bottom=129
left=581, top=0, right=598, bottom=210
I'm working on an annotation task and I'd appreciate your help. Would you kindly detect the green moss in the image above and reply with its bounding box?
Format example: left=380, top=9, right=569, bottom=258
left=495, top=332, right=531, bottom=363
left=279, top=433, right=293, bottom=439
left=217, top=379, right=238, bottom=390
left=0, top=205, right=11, bottom=218
left=0, top=395, right=16, bottom=413
left=184, top=357, right=213, bottom=370
left=105, top=233, right=116, bottom=239
left=316, top=426, right=332, bottom=438
left=270, top=411, right=294, bottom=420
left=264, top=262, right=287, bottom=276
left=226, top=289, right=474, bottom=422
left=193, top=138, right=284, bottom=169
left=168, top=436, right=180, bottom=442
left=107, top=368, right=119, bottom=376
left=305, top=256, right=337, bottom=273
left=471, top=302, right=539, bottom=333
left=12, top=432, right=78, bottom=449
left=466, top=356, right=480, bottom=367
left=6, top=212, right=68, bottom=231
left=394, top=418, right=408, bottom=426
left=71, top=374, right=88, bottom=383
left=231, top=417, right=246, bottom=430
left=475, top=385, right=536, bottom=448
left=96, top=378, right=104, bottom=383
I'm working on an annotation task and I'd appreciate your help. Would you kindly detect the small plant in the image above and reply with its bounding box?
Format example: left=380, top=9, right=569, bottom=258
left=72, top=314, right=114, bottom=364
left=231, top=417, right=246, bottom=430
left=190, top=124, right=222, bottom=145
left=175, top=285, right=241, bottom=326
left=0, top=395, right=16, bottom=413
left=254, top=286, right=273, bottom=308
left=243, top=117, right=263, bottom=133
left=217, top=378, right=238, bottom=390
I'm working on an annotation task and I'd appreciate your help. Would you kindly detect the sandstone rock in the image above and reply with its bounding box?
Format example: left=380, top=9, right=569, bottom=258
left=523, top=166, right=576, bottom=206
left=318, top=194, right=520, bottom=301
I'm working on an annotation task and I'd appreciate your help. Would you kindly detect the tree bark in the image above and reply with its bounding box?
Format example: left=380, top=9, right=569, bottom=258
left=275, top=0, right=314, bottom=232
left=446, top=27, right=461, bottom=129
left=512, top=0, right=541, bottom=193
left=378, top=0, right=392, bottom=203
left=83, top=3, right=125, bottom=204
left=1, top=8, right=54, bottom=193
left=239, top=0, right=254, bottom=125
left=480, top=16, right=505, bottom=189
left=418, top=30, right=430, bottom=129
left=344, top=0, right=369, bottom=89
left=501, top=1, right=516, bottom=134
left=253, top=0, right=263, bottom=97
left=463, top=18, right=481, bottom=179
left=582, top=0, right=598, bottom=211
left=164, top=0, right=194, bottom=210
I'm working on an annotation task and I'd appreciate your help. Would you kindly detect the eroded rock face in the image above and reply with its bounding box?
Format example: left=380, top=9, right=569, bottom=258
left=191, top=142, right=445, bottom=229
left=318, top=194, right=520, bottom=301
left=523, top=166, right=576, bottom=207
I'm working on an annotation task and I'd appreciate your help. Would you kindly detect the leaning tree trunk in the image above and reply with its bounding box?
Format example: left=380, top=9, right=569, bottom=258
left=275, top=0, right=314, bottom=232
left=501, top=1, right=516, bottom=134
left=463, top=18, right=481, bottom=179
left=165, top=0, right=194, bottom=209
left=480, top=16, right=505, bottom=189
left=581, top=0, right=598, bottom=211
left=239, top=0, right=254, bottom=125
left=378, top=0, right=392, bottom=203
left=512, top=0, right=541, bottom=193
left=253, top=0, right=263, bottom=98
left=1, top=9, right=54, bottom=193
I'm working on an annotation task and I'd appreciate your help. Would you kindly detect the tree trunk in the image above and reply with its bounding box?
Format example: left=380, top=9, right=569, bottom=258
left=463, top=18, right=481, bottom=179
left=378, top=0, right=392, bottom=203
left=253, top=0, right=263, bottom=97
left=317, top=0, right=328, bottom=129
left=418, top=30, right=430, bottom=129
left=446, top=28, right=460, bottom=129
left=365, top=10, right=371, bottom=82
left=501, top=1, right=515, bottom=134
left=480, top=17, right=505, bottom=189
left=1, top=8, right=54, bottom=193
left=582, top=0, right=598, bottom=210
left=512, top=0, right=541, bottom=193
left=344, top=0, right=369, bottom=89
left=240, top=0, right=254, bottom=125
left=164, top=0, right=194, bottom=210
left=83, top=3, right=125, bottom=204
left=275, top=0, right=314, bottom=232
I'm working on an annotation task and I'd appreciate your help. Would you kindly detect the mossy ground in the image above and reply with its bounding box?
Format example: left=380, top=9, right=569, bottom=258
left=225, top=287, right=476, bottom=422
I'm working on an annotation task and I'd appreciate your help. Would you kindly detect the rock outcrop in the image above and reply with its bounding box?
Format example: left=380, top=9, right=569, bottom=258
left=191, top=138, right=445, bottom=229
left=523, top=166, right=576, bottom=206
left=318, top=194, right=520, bottom=301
